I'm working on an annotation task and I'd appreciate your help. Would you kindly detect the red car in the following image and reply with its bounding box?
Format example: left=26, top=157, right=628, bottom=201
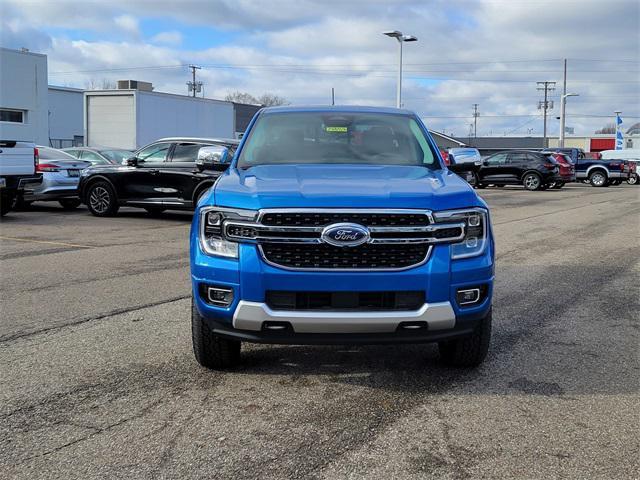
left=549, top=153, right=576, bottom=188
left=439, top=148, right=450, bottom=166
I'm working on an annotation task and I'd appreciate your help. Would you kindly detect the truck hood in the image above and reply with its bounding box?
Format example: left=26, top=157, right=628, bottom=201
left=213, top=164, right=482, bottom=211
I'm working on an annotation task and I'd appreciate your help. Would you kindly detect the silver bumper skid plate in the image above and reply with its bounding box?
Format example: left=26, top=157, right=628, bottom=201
left=232, top=300, right=456, bottom=334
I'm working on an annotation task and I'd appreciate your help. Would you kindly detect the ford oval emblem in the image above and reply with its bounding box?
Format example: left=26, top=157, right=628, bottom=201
left=321, top=223, right=370, bottom=247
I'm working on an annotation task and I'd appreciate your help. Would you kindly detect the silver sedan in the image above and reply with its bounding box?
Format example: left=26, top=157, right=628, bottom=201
left=21, top=147, right=91, bottom=209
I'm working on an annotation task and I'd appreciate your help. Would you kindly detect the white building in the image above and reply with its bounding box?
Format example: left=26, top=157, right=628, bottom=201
left=84, top=84, right=236, bottom=149
left=48, top=86, right=84, bottom=148
left=0, top=48, right=49, bottom=145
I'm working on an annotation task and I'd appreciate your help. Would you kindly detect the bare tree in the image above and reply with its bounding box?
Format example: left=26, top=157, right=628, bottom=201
left=224, top=91, right=259, bottom=104
left=256, top=93, right=289, bottom=106
left=224, top=91, right=289, bottom=106
left=595, top=123, right=616, bottom=134
left=84, top=78, right=116, bottom=90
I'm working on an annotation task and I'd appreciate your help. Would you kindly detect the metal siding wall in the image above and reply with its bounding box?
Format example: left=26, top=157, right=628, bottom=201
left=86, top=94, right=136, bottom=149
left=136, top=92, right=234, bottom=148
left=0, top=49, right=49, bottom=145
left=48, top=89, right=84, bottom=142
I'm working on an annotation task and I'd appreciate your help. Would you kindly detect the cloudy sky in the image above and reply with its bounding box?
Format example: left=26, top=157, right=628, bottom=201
left=2, top=0, right=639, bottom=137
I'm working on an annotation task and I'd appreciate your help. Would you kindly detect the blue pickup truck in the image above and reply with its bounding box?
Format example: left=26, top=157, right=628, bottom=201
left=190, top=106, right=494, bottom=369
left=546, top=147, right=631, bottom=187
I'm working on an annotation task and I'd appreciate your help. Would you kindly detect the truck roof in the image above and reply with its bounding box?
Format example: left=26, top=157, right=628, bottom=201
left=260, top=105, right=416, bottom=115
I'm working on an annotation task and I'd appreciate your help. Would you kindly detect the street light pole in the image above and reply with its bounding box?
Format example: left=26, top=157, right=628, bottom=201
left=397, top=39, right=403, bottom=108
left=559, top=92, right=579, bottom=148
left=383, top=31, right=417, bottom=108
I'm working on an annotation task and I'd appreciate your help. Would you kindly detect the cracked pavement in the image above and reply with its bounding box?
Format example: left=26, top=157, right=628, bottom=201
left=0, top=184, right=638, bottom=479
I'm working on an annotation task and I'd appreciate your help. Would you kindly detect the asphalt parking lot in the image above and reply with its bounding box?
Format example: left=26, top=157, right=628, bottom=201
left=1, top=184, right=638, bottom=479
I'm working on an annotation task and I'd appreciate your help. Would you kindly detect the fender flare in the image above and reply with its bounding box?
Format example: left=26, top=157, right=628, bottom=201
left=519, top=170, right=542, bottom=182
left=192, top=180, right=215, bottom=205
left=585, top=165, right=610, bottom=178
left=81, top=175, right=118, bottom=204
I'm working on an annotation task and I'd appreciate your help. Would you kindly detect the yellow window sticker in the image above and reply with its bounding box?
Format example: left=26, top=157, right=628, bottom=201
left=325, top=126, right=348, bottom=132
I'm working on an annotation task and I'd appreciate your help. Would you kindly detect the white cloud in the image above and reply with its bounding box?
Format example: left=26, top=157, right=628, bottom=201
left=114, top=14, right=140, bottom=38
left=151, top=31, right=183, bottom=46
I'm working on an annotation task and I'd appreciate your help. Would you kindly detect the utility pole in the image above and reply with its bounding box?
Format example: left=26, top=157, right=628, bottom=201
left=472, top=103, right=479, bottom=140
left=331, top=87, right=335, bottom=106
left=187, top=64, right=202, bottom=98
left=537, top=81, right=556, bottom=148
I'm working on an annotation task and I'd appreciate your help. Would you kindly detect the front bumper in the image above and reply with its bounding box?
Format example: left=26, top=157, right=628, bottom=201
left=191, top=232, right=494, bottom=344
left=200, top=313, right=481, bottom=345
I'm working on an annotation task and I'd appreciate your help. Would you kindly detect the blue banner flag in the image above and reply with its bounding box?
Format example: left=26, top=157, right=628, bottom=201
left=615, top=113, right=624, bottom=150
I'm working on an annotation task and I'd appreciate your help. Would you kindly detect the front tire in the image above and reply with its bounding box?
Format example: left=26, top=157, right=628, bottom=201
left=439, top=309, right=492, bottom=367
left=523, top=172, right=542, bottom=191
left=86, top=181, right=119, bottom=217
left=589, top=170, right=608, bottom=187
left=192, top=297, right=241, bottom=369
left=59, top=198, right=81, bottom=209
left=627, top=174, right=638, bottom=185
left=0, top=193, right=13, bottom=217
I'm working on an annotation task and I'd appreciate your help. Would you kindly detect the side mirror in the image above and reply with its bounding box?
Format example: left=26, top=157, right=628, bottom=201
left=126, top=157, right=139, bottom=166
left=482, top=160, right=489, bottom=166
left=196, top=146, right=230, bottom=171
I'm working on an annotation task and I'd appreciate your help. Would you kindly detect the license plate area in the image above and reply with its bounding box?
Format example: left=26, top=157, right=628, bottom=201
left=67, top=169, right=80, bottom=177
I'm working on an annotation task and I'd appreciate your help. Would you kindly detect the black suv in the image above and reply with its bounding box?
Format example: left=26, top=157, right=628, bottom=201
left=79, top=137, right=238, bottom=216
left=475, top=150, right=562, bottom=191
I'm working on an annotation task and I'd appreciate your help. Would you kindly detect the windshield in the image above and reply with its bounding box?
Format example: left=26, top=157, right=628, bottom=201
left=38, top=147, right=76, bottom=160
left=237, top=112, right=437, bottom=169
left=100, top=150, right=132, bottom=163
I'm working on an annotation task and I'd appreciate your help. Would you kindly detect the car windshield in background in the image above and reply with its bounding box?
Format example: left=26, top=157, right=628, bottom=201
left=100, top=150, right=132, bottom=163
left=38, top=148, right=77, bottom=160
left=237, top=112, right=437, bottom=169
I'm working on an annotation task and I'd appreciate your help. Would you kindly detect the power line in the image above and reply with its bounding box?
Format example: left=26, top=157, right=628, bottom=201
left=49, top=58, right=640, bottom=75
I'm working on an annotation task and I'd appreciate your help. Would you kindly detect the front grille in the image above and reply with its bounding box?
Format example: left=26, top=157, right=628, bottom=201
left=266, top=290, right=425, bottom=311
left=371, top=226, right=463, bottom=240
left=260, top=212, right=430, bottom=227
left=261, top=243, right=430, bottom=269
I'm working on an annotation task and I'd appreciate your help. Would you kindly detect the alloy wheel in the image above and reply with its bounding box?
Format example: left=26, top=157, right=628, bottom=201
left=591, top=173, right=606, bottom=187
left=89, top=186, right=111, bottom=213
left=524, top=174, right=540, bottom=190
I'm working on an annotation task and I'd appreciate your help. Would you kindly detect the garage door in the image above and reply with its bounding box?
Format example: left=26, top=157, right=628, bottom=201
left=590, top=138, right=615, bottom=152
left=87, top=94, right=135, bottom=149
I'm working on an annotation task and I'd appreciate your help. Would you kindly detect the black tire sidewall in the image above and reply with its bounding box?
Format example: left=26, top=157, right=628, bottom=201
left=589, top=171, right=608, bottom=187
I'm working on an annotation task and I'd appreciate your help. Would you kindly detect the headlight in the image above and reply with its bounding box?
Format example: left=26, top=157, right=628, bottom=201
left=199, top=207, right=257, bottom=258
left=433, top=208, right=489, bottom=259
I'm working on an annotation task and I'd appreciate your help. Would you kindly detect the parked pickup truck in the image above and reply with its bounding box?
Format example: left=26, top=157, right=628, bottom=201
left=575, top=157, right=631, bottom=187
left=190, top=106, right=495, bottom=369
left=547, top=147, right=631, bottom=187
left=0, top=141, right=41, bottom=216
